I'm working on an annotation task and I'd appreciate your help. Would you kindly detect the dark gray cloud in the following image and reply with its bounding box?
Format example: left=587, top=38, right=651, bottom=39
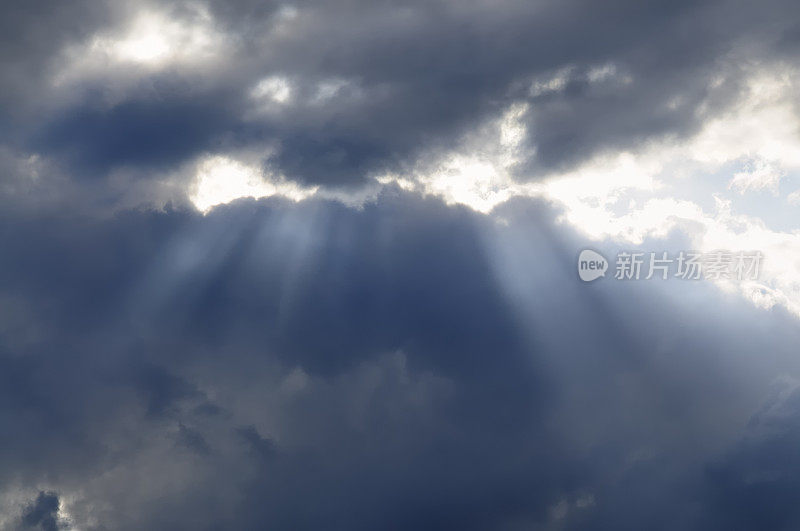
left=0, top=0, right=115, bottom=110
left=702, top=384, right=800, bottom=530
left=32, top=89, right=240, bottom=176
left=2, top=0, right=800, bottom=194
left=20, top=492, right=60, bottom=531
left=0, top=191, right=799, bottom=529
left=3, top=1, right=800, bottom=529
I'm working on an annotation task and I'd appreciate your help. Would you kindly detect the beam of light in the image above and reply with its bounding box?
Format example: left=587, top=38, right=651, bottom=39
left=534, top=65, right=800, bottom=318
left=375, top=62, right=800, bottom=319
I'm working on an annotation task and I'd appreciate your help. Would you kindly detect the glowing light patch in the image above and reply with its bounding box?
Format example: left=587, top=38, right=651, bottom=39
left=108, top=13, right=172, bottom=63
left=377, top=63, right=800, bottom=319
left=689, top=68, right=800, bottom=168
left=190, top=156, right=316, bottom=213
left=418, top=156, right=522, bottom=213
left=251, top=76, right=293, bottom=104
left=534, top=66, right=800, bottom=318
left=58, top=6, right=223, bottom=75
left=377, top=102, right=537, bottom=213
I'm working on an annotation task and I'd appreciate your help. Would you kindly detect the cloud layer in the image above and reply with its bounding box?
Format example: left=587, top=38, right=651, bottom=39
left=4, top=1, right=800, bottom=529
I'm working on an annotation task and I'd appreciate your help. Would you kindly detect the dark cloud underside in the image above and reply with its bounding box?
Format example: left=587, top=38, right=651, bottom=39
left=2, top=0, right=799, bottom=188
left=0, top=193, right=799, bottom=529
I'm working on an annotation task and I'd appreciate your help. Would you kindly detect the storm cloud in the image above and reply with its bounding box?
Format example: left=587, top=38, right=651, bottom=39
left=2, top=0, right=799, bottom=192
left=0, top=191, right=798, bottom=528
left=3, top=0, right=800, bottom=529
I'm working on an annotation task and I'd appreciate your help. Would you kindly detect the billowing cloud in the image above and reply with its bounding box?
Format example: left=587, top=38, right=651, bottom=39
left=0, top=192, right=797, bottom=529
left=4, top=0, right=800, bottom=529
left=1, top=0, right=799, bottom=193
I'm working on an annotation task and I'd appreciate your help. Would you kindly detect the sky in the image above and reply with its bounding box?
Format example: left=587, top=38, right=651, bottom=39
left=2, top=0, right=800, bottom=529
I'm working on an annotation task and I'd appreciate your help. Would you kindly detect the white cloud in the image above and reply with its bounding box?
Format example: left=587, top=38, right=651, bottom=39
left=190, top=155, right=316, bottom=213
left=98, top=7, right=221, bottom=66
left=535, top=65, right=800, bottom=318
left=377, top=62, right=800, bottom=319
left=729, top=157, right=785, bottom=195
left=52, top=5, right=226, bottom=86
left=376, top=102, right=538, bottom=213
left=251, top=76, right=294, bottom=105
